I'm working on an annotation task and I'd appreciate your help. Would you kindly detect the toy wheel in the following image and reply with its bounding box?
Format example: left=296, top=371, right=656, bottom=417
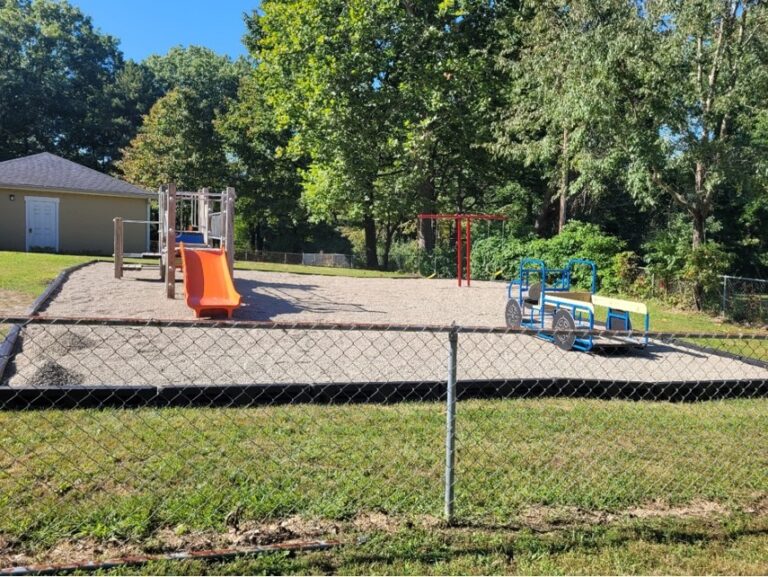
left=552, top=309, right=576, bottom=350
left=524, top=282, right=541, bottom=305
left=505, top=299, right=523, bottom=328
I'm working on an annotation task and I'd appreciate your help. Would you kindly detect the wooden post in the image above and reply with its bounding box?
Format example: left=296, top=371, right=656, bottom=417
left=200, top=187, right=209, bottom=243
left=166, top=183, right=177, bottom=299
left=158, top=187, right=165, bottom=280
left=113, top=217, right=123, bottom=279
left=224, top=186, right=236, bottom=275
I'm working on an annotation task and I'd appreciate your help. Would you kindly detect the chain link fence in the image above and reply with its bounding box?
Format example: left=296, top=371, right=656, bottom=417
left=235, top=249, right=352, bottom=268
left=1, top=316, right=766, bottom=565
left=636, top=269, right=768, bottom=323
left=723, top=275, right=768, bottom=324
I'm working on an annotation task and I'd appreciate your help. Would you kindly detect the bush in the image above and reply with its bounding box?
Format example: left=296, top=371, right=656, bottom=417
left=683, top=242, right=732, bottom=311
left=643, top=218, right=733, bottom=310
left=458, top=221, right=626, bottom=288
left=386, top=240, right=457, bottom=277
left=603, top=251, right=642, bottom=295
left=470, top=236, right=529, bottom=280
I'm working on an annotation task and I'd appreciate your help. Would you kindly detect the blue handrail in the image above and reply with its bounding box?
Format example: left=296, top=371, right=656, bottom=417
left=565, top=258, right=598, bottom=293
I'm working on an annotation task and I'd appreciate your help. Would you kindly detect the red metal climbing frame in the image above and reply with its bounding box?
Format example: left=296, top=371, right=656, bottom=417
left=417, top=213, right=508, bottom=287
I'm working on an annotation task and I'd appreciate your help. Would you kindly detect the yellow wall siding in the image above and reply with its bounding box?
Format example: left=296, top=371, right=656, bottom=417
left=0, top=188, right=149, bottom=254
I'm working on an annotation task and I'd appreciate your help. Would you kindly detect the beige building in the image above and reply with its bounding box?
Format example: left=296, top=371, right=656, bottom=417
left=0, top=153, right=152, bottom=255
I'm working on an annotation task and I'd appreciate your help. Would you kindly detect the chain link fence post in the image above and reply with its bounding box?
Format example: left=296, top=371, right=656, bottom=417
left=444, top=324, right=459, bottom=523
left=721, top=275, right=728, bottom=317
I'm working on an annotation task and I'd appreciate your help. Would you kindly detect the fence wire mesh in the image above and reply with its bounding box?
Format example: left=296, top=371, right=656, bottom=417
left=0, top=316, right=766, bottom=565
left=723, top=275, right=768, bottom=324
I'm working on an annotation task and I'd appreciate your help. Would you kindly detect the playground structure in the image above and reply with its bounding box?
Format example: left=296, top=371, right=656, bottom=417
left=417, top=213, right=507, bottom=286
left=113, top=183, right=240, bottom=316
left=158, top=183, right=236, bottom=299
left=505, top=258, right=650, bottom=351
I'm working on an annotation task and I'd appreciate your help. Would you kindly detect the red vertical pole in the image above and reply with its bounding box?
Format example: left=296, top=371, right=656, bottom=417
left=456, top=217, right=462, bottom=287
left=466, top=217, right=471, bottom=287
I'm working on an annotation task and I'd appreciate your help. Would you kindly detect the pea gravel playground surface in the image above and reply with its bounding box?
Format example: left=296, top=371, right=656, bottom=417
left=2, top=262, right=766, bottom=389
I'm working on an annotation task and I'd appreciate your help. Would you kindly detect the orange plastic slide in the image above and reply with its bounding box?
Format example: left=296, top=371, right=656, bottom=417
left=179, top=243, right=242, bottom=318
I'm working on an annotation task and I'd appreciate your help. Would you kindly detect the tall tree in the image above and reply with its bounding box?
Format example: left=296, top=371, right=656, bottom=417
left=250, top=0, right=409, bottom=268
left=118, top=46, right=247, bottom=190
left=627, top=0, right=768, bottom=249
left=217, top=72, right=306, bottom=251
left=118, top=89, right=229, bottom=191
left=248, top=0, right=513, bottom=267
left=396, top=0, right=513, bottom=252
left=0, top=0, right=150, bottom=169
left=492, top=0, right=642, bottom=235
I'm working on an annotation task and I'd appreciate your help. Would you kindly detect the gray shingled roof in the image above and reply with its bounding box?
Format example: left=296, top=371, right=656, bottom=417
left=0, top=152, right=153, bottom=198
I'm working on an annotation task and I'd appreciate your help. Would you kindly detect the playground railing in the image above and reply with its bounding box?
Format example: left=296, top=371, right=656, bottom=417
left=0, top=315, right=766, bottom=565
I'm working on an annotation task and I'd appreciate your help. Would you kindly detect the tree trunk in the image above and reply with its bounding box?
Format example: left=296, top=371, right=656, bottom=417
left=363, top=213, right=379, bottom=269
left=691, top=210, right=706, bottom=250
left=690, top=201, right=707, bottom=311
left=382, top=224, right=396, bottom=271
left=249, top=222, right=264, bottom=251
left=417, top=178, right=436, bottom=253
left=534, top=188, right=554, bottom=237
left=558, top=127, right=570, bottom=233
left=692, top=161, right=707, bottom=249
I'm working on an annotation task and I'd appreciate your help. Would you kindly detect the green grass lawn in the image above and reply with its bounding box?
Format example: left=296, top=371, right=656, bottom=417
left=1, top=398, right=766, bottom=573
left=593, top=298, right=763, bottom=335
left=0, top=252, right=94, bottom=297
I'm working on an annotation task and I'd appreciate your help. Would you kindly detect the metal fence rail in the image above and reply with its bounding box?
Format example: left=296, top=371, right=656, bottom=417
left=0, top=316, right=766, bottom=564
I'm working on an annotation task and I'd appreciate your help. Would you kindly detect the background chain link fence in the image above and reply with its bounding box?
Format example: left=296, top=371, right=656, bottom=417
left=235, top=249, right=353, bottom=268
left=723, top=275, right=768, bottom=324
left=1, top=316, right=766, bottom=563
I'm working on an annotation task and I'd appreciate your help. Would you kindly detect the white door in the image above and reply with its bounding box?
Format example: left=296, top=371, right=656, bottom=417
left=25, top=197, right=59, bottom=252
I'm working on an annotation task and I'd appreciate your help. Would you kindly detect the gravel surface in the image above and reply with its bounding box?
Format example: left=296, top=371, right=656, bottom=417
left=3, top=262, right=766, bottom=388
left=38, top=262, right=508, bottom=325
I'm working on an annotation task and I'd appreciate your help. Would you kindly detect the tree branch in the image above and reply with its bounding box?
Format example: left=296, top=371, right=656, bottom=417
left=652, top=171, right=689, bottom=209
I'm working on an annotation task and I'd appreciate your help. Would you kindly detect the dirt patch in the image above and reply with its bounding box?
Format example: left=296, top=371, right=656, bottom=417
left=351, top=511, right=405, bottom=533
left=625, top=499, right=729, bottom=519
left=28, top=360, right=83, bottom=386
left=518, top=505, right=617, bottom=530
left=0, top=513, right=441, bottom=569
left=0, top=537, right=143, bottom=570
left=48, top=332, right=95, bottom=355
left=1, top=501, right=758, bottom=570
left=742, top=495, right=768, bottom=516
left=517, top=500, right=734, bottom=531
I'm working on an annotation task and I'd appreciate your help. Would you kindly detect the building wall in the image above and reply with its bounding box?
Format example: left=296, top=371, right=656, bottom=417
left=0, top=188, right=149, bottom=254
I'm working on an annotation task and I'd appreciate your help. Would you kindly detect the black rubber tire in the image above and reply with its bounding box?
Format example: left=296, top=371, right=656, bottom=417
left=552, top=309, right=577, bottom=350
left=505, top=299, right=523, bottom=328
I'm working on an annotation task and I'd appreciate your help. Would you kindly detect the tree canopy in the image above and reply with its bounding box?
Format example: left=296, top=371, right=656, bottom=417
left=2, top=0, right=767, bottom=296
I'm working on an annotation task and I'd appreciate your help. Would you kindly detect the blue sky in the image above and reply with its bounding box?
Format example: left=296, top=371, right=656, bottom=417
left=70, top=0, right=260, bottom=61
